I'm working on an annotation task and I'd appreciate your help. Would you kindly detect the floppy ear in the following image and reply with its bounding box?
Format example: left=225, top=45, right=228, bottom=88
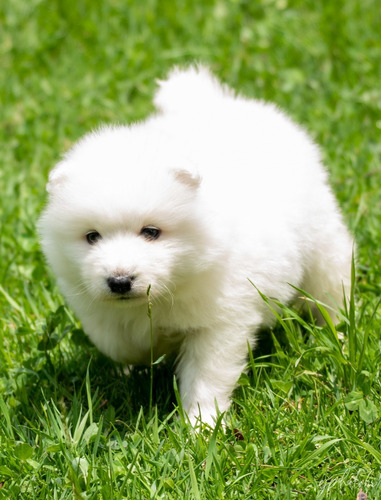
left=46, top=161, right=68, bottom=194
left=172, top=168, right=201, bottom=190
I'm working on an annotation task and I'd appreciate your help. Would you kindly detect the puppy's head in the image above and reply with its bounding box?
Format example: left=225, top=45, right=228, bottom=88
left=39, top=126, right=213, bottom=308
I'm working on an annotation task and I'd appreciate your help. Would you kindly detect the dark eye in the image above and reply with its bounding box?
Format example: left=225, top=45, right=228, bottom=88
left=140, top=226, right=161, bottom=241
left=86, top=231, right=102, bottom=245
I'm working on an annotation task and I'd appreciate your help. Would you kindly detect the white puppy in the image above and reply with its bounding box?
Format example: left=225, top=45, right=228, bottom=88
left=39, top=66, right=352, bottom=425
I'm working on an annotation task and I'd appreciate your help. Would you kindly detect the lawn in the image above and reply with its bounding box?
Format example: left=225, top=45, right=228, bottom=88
left=1, top=0, right=381, bottom=497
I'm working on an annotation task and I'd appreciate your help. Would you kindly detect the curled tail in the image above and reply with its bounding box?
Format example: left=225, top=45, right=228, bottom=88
left=154, top=64, right=233, bottom=114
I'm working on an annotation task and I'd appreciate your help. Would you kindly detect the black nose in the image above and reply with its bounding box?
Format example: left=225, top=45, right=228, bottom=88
left=107, top=275, right=134, bottom=295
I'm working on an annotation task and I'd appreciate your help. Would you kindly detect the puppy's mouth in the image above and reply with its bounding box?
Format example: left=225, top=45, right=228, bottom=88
left=107, top=292, right=147, bottom=304
left=107, top=292, right=144, bottom=301
left=102, top=295, right=147, bottom=309
left=115, top=295, right=140, bottom=301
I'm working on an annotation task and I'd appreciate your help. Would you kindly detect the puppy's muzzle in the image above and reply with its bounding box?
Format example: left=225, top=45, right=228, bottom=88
left=107, top=275, right=135, bottom=295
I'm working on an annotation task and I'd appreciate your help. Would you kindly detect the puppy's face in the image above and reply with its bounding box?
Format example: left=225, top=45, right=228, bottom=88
left=39, top=128, right=208, bottom=307
left=73, top=214, right=194, bottom=306
left=83, top=225, right=165, bottom=304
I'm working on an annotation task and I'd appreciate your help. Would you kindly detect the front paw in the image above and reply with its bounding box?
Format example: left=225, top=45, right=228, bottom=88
left=185, top=402, right=227, bottom=428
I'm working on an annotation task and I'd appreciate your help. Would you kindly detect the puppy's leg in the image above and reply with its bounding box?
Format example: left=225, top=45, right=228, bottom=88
left=176, top=325, right=252, bottom=426
left=300, top=223, right=353, bottom=322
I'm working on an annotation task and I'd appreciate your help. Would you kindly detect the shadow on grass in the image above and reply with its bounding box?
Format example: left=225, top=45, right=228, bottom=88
left=14, top=327, right=278, bottom=435
left=13, top=328, right=177, bottom=430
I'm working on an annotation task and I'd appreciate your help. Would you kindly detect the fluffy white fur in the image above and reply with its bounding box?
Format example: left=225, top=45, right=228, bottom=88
left=39, top=65, right=352, bottom=425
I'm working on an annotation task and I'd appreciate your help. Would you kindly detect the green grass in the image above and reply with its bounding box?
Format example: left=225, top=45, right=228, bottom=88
left=1, top=0, right=381, bottom=497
